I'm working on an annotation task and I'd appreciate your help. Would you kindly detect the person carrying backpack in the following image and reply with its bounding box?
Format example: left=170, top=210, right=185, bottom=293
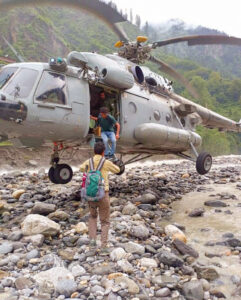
left=80, top=142, right=120, bottom=253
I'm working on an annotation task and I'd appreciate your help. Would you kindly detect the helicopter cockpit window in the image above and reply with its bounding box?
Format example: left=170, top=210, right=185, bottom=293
left=0, top=67, right=18, bottom=90
left=3, top=68, right=38, bottom=98
left=35, top=71, right=67, bottom=105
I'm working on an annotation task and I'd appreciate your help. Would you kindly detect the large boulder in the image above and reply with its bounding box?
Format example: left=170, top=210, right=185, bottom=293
left=33, top=267, right=74, bottom=290
left=21, top=214, right=60, bottom=236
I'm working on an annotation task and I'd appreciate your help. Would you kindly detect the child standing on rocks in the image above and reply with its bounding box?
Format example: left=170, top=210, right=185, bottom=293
left=80, top=142, right=120, bottom=253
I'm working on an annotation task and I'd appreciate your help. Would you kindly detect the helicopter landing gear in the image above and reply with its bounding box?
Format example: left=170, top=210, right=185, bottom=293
left=177, top=144, right=212, bottom=175
left=196, top=152, right=212, bottom=175
left=48, top=143, right=73, bottom=184
left=108, top=154, right=125, bottom=175
left=114, top=159, right=125, bottom=175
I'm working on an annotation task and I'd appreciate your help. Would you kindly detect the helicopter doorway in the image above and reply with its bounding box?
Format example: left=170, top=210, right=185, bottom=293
left=89, top=85, right=120, bottom=129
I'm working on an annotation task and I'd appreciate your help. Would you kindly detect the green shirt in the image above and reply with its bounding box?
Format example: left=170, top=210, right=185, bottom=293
left=98, top=114, right=117, bottom=132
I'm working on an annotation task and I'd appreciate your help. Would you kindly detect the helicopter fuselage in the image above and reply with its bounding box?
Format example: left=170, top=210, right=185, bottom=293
left=0, top=52, right=238, bottom=155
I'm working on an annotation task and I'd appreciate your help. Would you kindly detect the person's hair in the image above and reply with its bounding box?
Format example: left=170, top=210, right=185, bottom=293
left=100, top=106, right=109, bottom=114
left=94, top=142, right=105, bottom=155
left=99, top=91, right=105, bottom=96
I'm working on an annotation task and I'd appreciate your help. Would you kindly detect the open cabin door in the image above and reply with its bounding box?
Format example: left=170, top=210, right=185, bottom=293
left=32, top=70, right=90, bottom=140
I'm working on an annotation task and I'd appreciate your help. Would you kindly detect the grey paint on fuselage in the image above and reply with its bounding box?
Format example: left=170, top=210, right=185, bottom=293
left=0, top=54, right=195, bottom=152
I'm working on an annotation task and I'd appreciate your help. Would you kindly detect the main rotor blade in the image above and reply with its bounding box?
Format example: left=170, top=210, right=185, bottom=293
left=149, top=55, right=199, bottom=99
left=152, top=35, right=241, bottom=48
left=0, top=0, right=129, bottom=42
left=2, top=36, right=24, bottom=62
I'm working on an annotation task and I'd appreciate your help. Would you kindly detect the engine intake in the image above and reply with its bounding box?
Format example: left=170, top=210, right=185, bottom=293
left=101, top=67, right=134, bottom=90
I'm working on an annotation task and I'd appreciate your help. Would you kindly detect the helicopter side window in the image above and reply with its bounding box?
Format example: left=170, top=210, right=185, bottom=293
left=35, top=71, right=67, bottom=105
left=0, top=67, right=18, bottom=89
left=3, top=68, right=38, bottom=98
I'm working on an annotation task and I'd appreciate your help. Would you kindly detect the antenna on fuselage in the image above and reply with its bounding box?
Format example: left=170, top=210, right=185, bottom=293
left=2, top=36, right=25, bottom=62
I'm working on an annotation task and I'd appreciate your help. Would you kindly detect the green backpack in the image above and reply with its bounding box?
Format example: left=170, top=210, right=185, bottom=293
left=81, top=157, right=105, bottom=202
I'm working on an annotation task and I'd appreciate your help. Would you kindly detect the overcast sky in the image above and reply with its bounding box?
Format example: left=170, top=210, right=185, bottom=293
left=112, top=0, right=241, bottom=38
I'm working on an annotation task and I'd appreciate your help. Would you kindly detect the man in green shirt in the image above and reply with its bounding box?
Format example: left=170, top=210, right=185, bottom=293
left=91, top=107, right=120, bottom=158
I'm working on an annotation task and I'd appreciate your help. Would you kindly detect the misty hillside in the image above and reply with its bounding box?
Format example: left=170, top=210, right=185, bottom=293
left=145, top=19, right=241, bottom=78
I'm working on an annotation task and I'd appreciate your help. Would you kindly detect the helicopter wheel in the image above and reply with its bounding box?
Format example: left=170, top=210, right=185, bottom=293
left=196, top=152, right=212, bottom=175
left=48, top=166, right=59, bottom=184
left=54, top=164, right=73, bottom=184
left=114, top=159, right=125, bottom=176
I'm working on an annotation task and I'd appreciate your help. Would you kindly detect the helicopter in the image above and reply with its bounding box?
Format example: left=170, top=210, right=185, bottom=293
left=0, top=0, right=241, bottom=185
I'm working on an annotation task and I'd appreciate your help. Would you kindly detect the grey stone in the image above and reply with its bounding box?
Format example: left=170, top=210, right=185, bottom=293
left=68, top=263, right=86, bottom=277
left=90, top=285, right=105, bottom=294
left=15, top=277, right=33, bottom=290
left=1, top=278, right=14, bottom=287
left=110, top=247, right=126, bottom=261
left=133, top=193, right=157, bottom=204
left=117, top=259, right=134, bottom=273
left=222, top=233, right=234, bottom=239
left=122, top=202, right=137, bottom=215
left=204, top=200, right=227, bottom=207
left=31, top=202, right=56, bottom=215
left=173, top=239, right=199, bottom=258
left=76, top=237, right=89, bottom=246
left=194, top=265, right=219, bottom=281
left=225, top=238, right=241, bottom=247
left=22, top=234, right=45, bottom=246
left=56, top=279, right=77, bottom=297
left=8, top=231, right=23, bottom=241
left=138, top=204, right=153, bottom=211
left=0, top=242, right=13, bottom=254
left=145, top=244, right=157, bottom=254
left=157, top=250, right=184, bottom=267
left=188, top=208, right=205, bottom=217
left=107, top=293, right=119, bottom=300
left=130, top=225, right=149, bottom=239
left=151, top=275, right=163, bottom=286
left=182, top=280, right=204, bottom=300
left=48, top=210, right=70, bottom=221
left=26, top=249, right=40, bottom=260
left=231, top=275, right=241, bottom=285
left=155, top=287, right=171, bottom=297
left=124, top=241, right=145, bottom=255
left=91, top=264, right=115, bottom=275
left=19, top=193, right=31, bottom=202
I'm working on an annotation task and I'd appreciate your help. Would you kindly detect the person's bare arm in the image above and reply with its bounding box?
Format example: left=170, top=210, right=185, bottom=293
left=115, top=122, right=120, bottom=140
left=90, top=115, right=98, bottom=121
left=106, top=160, right=120, bottom=174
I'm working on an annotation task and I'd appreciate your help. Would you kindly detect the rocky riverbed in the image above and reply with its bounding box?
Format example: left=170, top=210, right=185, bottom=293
left=0, top=156, right=241, bottom=300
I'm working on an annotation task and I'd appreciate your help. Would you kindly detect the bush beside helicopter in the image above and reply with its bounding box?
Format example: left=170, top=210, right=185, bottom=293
left=0, top=0, right=241, bottom=184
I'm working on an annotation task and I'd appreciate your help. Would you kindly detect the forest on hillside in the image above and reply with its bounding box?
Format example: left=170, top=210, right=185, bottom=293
left=0, top=5, right=240, bottom=155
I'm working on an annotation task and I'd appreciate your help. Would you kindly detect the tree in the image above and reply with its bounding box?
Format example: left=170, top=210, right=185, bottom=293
left=143, top=21, right=149, bottom=36
left=129, top=8, right=133, bottom=23
left=135, top=14, right=141, bottom=28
